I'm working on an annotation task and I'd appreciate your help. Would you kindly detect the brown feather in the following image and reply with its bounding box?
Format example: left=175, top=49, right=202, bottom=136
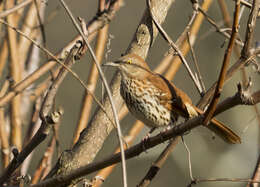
left=108, top=54, right=241, bottom=144
left=146, top=69, right=241, bottom=144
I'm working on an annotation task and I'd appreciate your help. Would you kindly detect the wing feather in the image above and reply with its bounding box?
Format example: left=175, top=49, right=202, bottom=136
left=146, top=73, right=193, bottom=118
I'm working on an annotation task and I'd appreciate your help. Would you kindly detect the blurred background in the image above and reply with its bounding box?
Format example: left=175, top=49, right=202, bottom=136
left=1, top=0, right=260, bottom=186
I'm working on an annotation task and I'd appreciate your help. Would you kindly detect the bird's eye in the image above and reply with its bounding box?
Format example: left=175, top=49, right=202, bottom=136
left=126, top=59, right=132, bottom=64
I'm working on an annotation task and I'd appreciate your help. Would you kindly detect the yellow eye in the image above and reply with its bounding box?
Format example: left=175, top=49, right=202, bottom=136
left=126, top=59, right=132, bottom=64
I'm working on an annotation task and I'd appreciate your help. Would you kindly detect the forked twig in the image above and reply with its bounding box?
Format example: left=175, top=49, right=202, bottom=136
left=241, top=0, right=260, bottom=57
left=0, top=18, right=115, bottom=128
left=0, top=0, right=122, bottom=108
left=165, top=0, right=213, bottom=79
left=0, top=22, right=114, bottom=185
left=198, top=6, right=244, bottom=47
left=0, top=40, right=82, bottom=186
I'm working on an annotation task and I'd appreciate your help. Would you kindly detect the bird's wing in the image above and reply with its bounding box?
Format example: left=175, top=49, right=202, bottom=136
left=146, top=73, right=195, bottom=118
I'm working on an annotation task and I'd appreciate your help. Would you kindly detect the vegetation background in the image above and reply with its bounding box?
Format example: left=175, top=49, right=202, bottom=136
left=0, top=0, right=259, bottom=186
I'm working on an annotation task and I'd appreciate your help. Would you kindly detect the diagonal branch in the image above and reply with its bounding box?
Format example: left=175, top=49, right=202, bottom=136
left=0, top=0, right=34, bottom=18
left=31, top=86, right=260, bottom=187
left=44, top=0, right=176, bottom=184
left=0, top=43, right=82, bottom=186
left=203, top=0, right=240, bottom=125
left=146, top=0, right=203, bottom=95
left=241, top=0, right=260, bottom=57
left=58, top=0, right=128, bottom=186
left=0, top=0, right=123, bottom=107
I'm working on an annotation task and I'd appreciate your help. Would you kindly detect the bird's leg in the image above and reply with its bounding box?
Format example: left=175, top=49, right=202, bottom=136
left=143, top=127, right=156, bottom=141
left=149, top=127, right=156, bottom=134
left=141, top=127, right=156, bottom=152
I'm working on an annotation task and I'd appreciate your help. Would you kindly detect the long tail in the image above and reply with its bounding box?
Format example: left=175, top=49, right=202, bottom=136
left=193, top=107, right=241, bottom=144
left=207, top=118, right=241, bottom=144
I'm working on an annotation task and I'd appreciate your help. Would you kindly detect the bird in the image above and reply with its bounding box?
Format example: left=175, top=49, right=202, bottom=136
left=104, top=53, right=241, bottom=144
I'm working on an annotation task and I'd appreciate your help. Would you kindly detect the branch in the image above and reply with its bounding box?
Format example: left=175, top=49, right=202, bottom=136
left=0, top=0, right=34, bottom=18
left=189, top=177, right=260, bottom=186
left=241, top=0, right=260, bottom=57
left=197, top=37, right=260, bottom=109
left=58, top=0, right=128, bottom=186
left=198, top=6, right=244, bottom=47
left=33, top=86, right=260, bottom=187
left=0, top=0, right=123, bottom=107
left=45, top=0, right=176, bottom=182
left=146, top=0, right=203, bottom=94
left=137, top=137, right=180, bottom=187
left=0, top=43, right=81, bottom=186
left=203, top=0, right=240, bottom=125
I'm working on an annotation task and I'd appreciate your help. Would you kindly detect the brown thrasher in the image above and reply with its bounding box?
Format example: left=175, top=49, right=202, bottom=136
left=104, top=54, right=241, bottom=144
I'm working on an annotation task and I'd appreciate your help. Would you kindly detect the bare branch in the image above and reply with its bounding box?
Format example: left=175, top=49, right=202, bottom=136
left=32, top=86, right=260, bottom=187
left=146, top=0, right=203, bottom=94
left=137, top=137, right=180, bottom=187
left=58, top=0, right=128, bottom=186
left=0, top=0, right=123, bottom=107
left=203, top=0, right=240, bottom=124
left=241, top=0, right=260, bottom=57
left=44, top=0, right=176, bottom=183
left=0, top=0, right=34, bottom=18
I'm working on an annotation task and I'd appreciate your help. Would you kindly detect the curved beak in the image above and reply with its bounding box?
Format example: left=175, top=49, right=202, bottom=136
left=102, top=61, right=119, bottom=67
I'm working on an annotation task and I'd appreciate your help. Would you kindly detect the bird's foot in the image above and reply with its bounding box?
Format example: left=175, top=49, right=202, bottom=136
left=142, top=127, right=156, bottom=141
left=141, top=128, right=156, bottom=152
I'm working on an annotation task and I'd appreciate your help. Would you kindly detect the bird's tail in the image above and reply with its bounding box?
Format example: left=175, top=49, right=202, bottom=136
left=207, top=118, right=241, bottom=144
left=193, top=107, right=241, bottom=144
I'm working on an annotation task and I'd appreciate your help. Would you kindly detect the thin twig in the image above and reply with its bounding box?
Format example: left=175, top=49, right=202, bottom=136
left=137, top=137, right=180, bottom=187
left=203, top=0, right=240, bottom=125
left=73, top=23, right=109, bottom=144
left=91, top=121, right=144, bottom=187
left=235, top=1, right=260, bottom=180
left=0, top=19, right=114, bottom=127
left=233, top=0, right=260, bottom=9
left=0, top=39, right=82, bottom=186
left=159, top=3, right=198, bottom=77
left=0, top=0, right=34, bottom=18
left=165, top=0, right=213, bottom=80
left=248, top=152, right=260, bottom=187
left=182, top=137, right=194, bottom=181
left=31, top=121, right=60, bottom=184
left=146, top=0, right=202, bottom=94
left=241, top=0, right=260, bottom=58
left=58, top=1, right=128, bottom=187
left=189, top=178, right=260, bottom=186
left=0, top=0, right=122, bottom=107
left=20, top=98, right=42, bottom=175
left=198, top=6, right=244, bottom=47
left=187, top=31, right=206, bottom=95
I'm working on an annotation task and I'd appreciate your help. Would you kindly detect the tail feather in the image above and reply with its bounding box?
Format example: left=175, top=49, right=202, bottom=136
left=194, top=106, right=241, bottom=144
left=207, top=118, right=241, bottom=144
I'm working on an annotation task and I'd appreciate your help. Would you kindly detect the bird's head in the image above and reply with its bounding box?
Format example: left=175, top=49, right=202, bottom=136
left=103, top=54, right=151, bottom=79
